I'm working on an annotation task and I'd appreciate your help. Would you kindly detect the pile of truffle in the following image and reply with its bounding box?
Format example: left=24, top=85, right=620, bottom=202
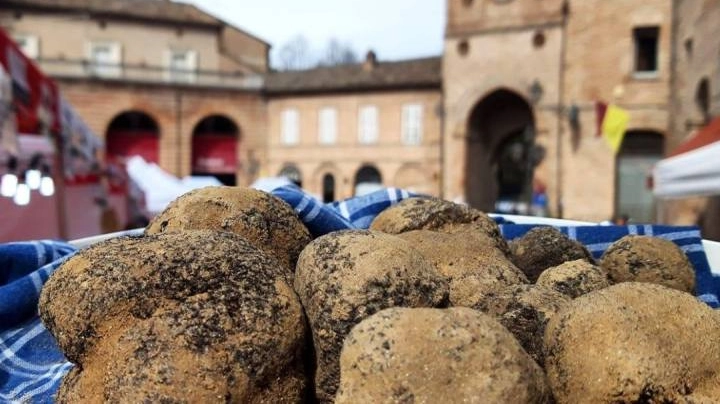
left=39, top=187, right=720, bottom=403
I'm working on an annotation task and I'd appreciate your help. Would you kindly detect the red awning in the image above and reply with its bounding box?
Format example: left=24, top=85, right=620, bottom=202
left=669, top=116, right=720, bottom=157
left=192, top=134, right=237, bottom=174
left=106, top=130, right=159, bottom=164
left=0, top=28, right=61, bottom=135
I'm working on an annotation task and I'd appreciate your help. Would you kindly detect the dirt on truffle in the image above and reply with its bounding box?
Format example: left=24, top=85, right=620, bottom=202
left=536, top=259, right=612, bottom=299
left=396, top=229, right=527, bottom=307
left=369, top=197, right=505, bottom=243
left=335, top=307, right=553, bottom=404
left=472, top=284, right=570, bottom=366
left=39, top=231, right=310, bottom=403
left=544, top=282, right=720, bottom=403
left=145, top=186, right=311, bottom=275
left=600, top=235, right=696, bottom=293
left=510, top=226, right=594, bottom=282
left=293, top=230, right=449, bottom=403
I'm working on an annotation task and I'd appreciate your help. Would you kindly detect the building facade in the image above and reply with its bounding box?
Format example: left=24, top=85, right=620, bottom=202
left=265, top=55, right=442, bottom=201
left=1, top=0, right=270, bottom=186
left=2, top=0, right=718, bottom=230
left=443, top=0, right=673, bottom=221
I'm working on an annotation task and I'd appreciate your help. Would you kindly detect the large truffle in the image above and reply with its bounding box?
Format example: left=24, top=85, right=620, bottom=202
left=536, top=259, right=612, bottom=298
left=336, top=307, right=553, bottom=404
left=369, top=197, right=506, bottom=252
left=396, top=229, right=527, bottom=307
left=473, top=284, right=570, bottom=365
left=600, top=235, right=695, bottom=293
left=294, top=230, right=449, bottom=402
left=40, top=231, right=309, bottom=403
left=509, top=226, right=594, bottom=282
left=145, top=186, right=311, bottom=273
left=544, top=282, right=720, bottom=403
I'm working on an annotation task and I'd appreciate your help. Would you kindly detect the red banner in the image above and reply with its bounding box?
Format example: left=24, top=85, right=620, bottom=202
left=0, top=28, right=61, bottom=135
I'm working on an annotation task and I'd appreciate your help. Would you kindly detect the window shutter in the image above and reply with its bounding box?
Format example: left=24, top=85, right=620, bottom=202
left=358, top=106, right=378, bottom=144
left=402, top=104, right=423, bottom=145
left=319, top=107, right=337, bottom=145
left=282, top=109, right=300, bottom=145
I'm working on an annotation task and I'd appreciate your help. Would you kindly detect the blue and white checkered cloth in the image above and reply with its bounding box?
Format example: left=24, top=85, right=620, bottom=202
left=2, top=186, right=719, bottom=403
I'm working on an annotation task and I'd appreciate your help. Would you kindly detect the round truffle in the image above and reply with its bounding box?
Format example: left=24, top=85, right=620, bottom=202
left=396, top=229, right=527, bottom=307
left=536, top=259, right=612, bottom=298
left=473, top=284, right=570, bottom=365
left=509, top=226, right=594, bottom=282
left=600, top=235, right=695, bottom=293
left=544, top=282, right=720, bottom=403
left=336, top=307, right=552, bottom=404
left=145, top=186, right=311, bottom=273
left=40, top=231, right=309, bottom=403
left=370, top=197, right=498, bottom=234
left=294, top=230, right=449, bottom=402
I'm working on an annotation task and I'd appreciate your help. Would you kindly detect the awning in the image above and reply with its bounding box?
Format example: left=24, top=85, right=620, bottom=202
left=653, top=117, right=720, bottom=198
left=191, top=134, right=237, bottom=174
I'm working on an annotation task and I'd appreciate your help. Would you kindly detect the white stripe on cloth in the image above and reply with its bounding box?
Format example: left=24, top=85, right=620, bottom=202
left=31, top=242, right=44, bottom=269
left=339, top=201, right=350, bottom=220
left=644, top=225, right=654, bottom=236
left=1, top=362, right=72, bottom=402
left=28, top=272, right=43, bottom=296
left=305, top=202, right=322, bottom=222
left=0, top=322, right=55, bottom=372
left=294, top=196, right=310, bottom=215
left=628, top=225, right=638, bottom=235
left=386, top=188, right=398, bottom=204
left=567, top=227, right=577, bottom=240
left=681, top=244, right=705, bottom=254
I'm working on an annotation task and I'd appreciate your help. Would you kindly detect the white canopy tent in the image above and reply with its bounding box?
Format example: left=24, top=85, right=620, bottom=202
left=653, top=117, right=720, bottom=198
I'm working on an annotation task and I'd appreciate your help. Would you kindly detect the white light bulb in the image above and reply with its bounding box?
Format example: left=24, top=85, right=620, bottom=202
left=1, top=173, right=18, bottom=197
left=40, top=176, right=55, bottom=196
left=13, top=183, right=30, bottom=206
left=26, top=169, right=42, bottom=190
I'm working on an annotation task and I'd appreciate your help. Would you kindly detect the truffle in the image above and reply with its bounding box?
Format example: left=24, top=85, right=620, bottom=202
left=509, top=226, right=594, bottom=282
left=145, top=186, right=311, bottom=274
left=536, top=259, right=612, bottom=298
left=600, top=235, right=695, bottom=293
left=40, top=231, right=309, bottom=403
left=294, top=230, right=449, bottom=402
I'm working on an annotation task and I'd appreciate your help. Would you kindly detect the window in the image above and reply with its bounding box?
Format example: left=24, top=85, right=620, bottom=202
left=318, top=107, right=337, bottom=145
left=88, top=41, right=122, bottom=77
left=166, top=49, right=197, bottom=83
left=401, top=104, right=423, bottom=145
left=13, top=34, right=39, bottom=59
left=358, top=105, right=378, bottom=144
left=633, top=27, right=659, bottom=76
left=281, top=109, right=300, bottom=145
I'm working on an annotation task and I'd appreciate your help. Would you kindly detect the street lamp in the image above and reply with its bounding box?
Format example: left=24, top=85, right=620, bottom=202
left=1, top=155, right=18, bottom=197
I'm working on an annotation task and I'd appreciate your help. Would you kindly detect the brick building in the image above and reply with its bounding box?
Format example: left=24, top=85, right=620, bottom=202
left=265, top=54, right=442, bottom=200
left=2, top=0, right=718, bottom=229
left=1, top=0, right=270, bottom=186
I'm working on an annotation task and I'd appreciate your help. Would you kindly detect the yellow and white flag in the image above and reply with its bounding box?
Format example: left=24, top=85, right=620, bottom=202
left=601, top=104, right=630, bottom=154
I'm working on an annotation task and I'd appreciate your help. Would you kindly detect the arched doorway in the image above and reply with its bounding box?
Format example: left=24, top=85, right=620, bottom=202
left=465, top=89, right=536, bottom=213
left=354, top=164, right=382, bottom=196
left=192, top=115, right=239, bottom=186
left=279, top=164, right=302, bottom=187
left=322, top=173, right=335, bottom=203
left=615, top=130, right=664, bottom=223
left=106, top=111, right=160, bottom=164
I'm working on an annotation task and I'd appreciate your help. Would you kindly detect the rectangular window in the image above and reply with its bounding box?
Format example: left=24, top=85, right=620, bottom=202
left=401, top=104, right=423, bottom=145
left=318, top=107, right=337, bottom=145
left=13, top=34, right=39, bottom=59
left=281, top=108, right=300, bottom=145
left=358, top=105, right=378, bottom=144
left=88, top=41, right=122, bottom=78
left=166, top=49, right=198, bottom=83
left=633, top=27, right=659, bottom=75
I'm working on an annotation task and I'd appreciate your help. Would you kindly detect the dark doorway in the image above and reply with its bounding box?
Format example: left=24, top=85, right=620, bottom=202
left=465, top=89, right=536, bottom=213
left=615, top=130, right=664, bottom=223
left=322, top=173, right=335, bottom=203
left=279, top=164, right=302, bottom=188
left=191, top=115, right=239, bottom=186
left=354, top=164, right=382, bottom=196
left=106, top=111, right=160, bottom=164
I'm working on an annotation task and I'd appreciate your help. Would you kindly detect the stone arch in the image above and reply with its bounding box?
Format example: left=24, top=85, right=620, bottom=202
left=394, top=163, right=430, bottom=195
left=354, top=164, right=383, bottom=196
left=105, top=110, right=160, bottom=164
left=313, top=162, right=341, bottom=203
left=465, top=88, right=536, bottom=213
left=279, top=163, right=303, bottom=188
left=191, top=114, right=240, bottom=186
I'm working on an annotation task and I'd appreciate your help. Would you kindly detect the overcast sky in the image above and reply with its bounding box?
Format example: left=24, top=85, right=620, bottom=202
left=185, top=0, right=446, bottom=67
